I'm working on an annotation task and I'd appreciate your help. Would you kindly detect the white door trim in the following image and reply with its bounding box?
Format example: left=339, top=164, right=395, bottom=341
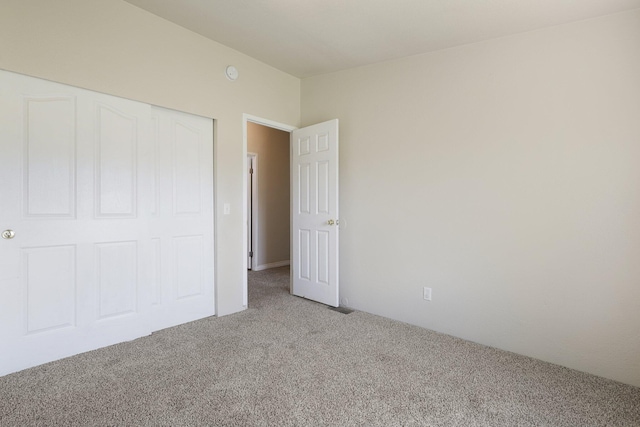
left=242, top=114, right=296, bottom=307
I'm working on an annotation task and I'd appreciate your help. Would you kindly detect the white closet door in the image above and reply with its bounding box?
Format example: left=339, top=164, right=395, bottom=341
left=147, top=106, right=215, bottom=331
left=0, top=71, right=214, bottom=376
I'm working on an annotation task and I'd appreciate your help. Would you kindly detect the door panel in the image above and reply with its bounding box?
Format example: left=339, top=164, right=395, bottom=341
left=0, top=71, right=214, bottom=376
left=95, top=104, right=138, bottom=217
left=95, top=241, right=138, bottom=319
left=174, top=235, right=204, bottom=299
left=24, top=245, right=76, bottom=333
left=173, top=121, right=202, bottom=216
left=291, top=120, right=339, bottom=307
left=24, top=96, right=76, bottom=218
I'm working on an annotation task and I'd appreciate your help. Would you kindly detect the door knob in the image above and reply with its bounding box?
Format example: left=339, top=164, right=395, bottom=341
left=2, top=229, right=15, bottom=240
left=327, top=220, right=335, bottom=226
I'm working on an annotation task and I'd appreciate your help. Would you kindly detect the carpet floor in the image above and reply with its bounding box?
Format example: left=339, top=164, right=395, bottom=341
left=1, top=266, right=639, bottom=426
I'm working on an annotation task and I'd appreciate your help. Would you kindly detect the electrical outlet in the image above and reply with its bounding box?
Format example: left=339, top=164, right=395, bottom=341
left=423, top=287, right=432, bottom=301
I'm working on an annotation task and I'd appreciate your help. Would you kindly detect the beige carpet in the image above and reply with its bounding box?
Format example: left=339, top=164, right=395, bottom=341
left=1, top=266, right=639, bottom=426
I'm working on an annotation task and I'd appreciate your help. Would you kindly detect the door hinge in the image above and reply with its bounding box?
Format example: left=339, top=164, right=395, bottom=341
left=249, top=251, right=253, bottom=257
left=249, top=168, right=253, bottom=174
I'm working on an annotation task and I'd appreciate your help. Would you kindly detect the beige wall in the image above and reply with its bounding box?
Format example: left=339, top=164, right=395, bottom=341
left=301, top=10, right=640, bottom=387
left=247, top=122, right=290, bottom=268
left=0, top=0, right=300, bottom=316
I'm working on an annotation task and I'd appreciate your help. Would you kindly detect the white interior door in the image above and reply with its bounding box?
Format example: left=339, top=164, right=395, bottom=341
left=0, top=71, right=214, bottom=375
left=291, top=120, right=339, bottom=307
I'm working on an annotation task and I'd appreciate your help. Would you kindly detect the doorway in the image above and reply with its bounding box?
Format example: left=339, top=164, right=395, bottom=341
left=243, top=116, right=340, bottom=308
left=247, top=123, right=290, bottom=273
left=242, top=115, right=296, bottom=307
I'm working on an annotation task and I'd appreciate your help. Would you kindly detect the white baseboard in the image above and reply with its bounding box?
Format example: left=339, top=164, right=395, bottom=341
left=254, top=260, right=290, bottom=272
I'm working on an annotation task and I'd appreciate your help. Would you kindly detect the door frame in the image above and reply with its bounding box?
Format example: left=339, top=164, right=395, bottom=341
left=242, top=114, right=296, bottom=307
left=247, top=152, right=257, bottom=271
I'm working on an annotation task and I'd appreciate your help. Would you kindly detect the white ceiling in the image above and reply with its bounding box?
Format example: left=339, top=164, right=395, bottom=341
left=125, top=0, right=640, bottom=78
